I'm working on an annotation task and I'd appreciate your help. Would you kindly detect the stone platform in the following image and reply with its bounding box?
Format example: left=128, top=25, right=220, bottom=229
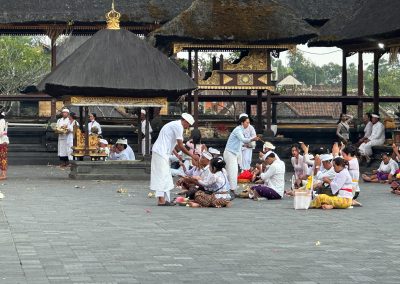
left=69, top=160, right=150, bottom=180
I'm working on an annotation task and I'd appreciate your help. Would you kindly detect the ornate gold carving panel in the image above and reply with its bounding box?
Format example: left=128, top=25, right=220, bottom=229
left=224, top=50, right=267, bottom=71
left=66, top=96, right=167, bottom=107
left=238, top=74, right=254, bottom=85
left=199, top=71, right=220, bottom=86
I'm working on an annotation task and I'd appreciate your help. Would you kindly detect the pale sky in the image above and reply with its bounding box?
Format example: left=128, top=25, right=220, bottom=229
left=177, top=44, right=390, bottom=68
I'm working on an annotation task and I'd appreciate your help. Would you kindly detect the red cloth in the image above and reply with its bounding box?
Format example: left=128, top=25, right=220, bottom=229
left=238, top=170, right=252, bottom=180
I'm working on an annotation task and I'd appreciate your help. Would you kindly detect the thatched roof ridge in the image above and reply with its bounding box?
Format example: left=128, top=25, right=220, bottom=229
left=150, top=0, right=317, bottom=47
left=312, top=0, right=400, bottom=46
left=0, top=0, right=193, bottom=24
left=39, top=29, right=196, bottom=99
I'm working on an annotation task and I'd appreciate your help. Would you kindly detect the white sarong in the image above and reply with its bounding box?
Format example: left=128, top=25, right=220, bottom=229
left=58, top=135, right=69, bottom=157
left=240, top=147, right=253, bottom=170
left=223, top=150, right=240, bottom=191
left=150, top=152, right=174, bottom=198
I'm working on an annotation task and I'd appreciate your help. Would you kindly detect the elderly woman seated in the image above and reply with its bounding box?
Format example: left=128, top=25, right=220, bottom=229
left=362, top=153, right=399, bottom=183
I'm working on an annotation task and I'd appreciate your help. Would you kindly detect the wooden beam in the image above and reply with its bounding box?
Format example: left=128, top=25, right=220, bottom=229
left=245, top=90, right=251, bottom=114
left=193, top=50, right=199, bottom=128
left=256, top=90, right=263, bottom=133
left=187, top=50, right=192, bottom=115
left=191, top=94, right=400, bottom=103
left=373, top=51, right=381, bottom=113
left=342, top=49, right=348, bottom=113
left=357, top=52, right=364, bottom=122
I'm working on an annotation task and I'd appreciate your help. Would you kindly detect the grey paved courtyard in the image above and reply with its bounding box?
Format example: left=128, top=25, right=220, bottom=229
left=1, top=166, right=400, bottom=284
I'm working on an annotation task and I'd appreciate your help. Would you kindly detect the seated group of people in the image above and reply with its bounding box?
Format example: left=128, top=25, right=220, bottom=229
left=171, top=130, right=232, bottom=208
left=244, top=141, right=361, bottom=209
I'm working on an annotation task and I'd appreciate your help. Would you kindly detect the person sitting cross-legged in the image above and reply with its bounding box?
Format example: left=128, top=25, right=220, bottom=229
left=249, top=151, right=285, bottom=200
left=362, top=153, right=398, bottom=184
left=310, top=157, right=353, bottom=210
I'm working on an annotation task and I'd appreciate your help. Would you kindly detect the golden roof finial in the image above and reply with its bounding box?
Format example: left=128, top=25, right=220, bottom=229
left=106, top=0, right=121, bottom=30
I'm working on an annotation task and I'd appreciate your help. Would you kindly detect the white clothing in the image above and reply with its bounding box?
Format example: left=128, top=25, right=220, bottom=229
left=260, top=159, right=285, bottom=197
left=291, top=155, right=308, bottom=179
left=152, top=120, right=183, bottom=162
left=56, top=117, right=69, bottom=157
left=378, top=158, right=399, bottom=175
left=330, top=168, right=353, bottom=199
left=262, top=151, right=280, bottom=161
left=359, top=121, right=385, bottom=157
left=67, top=120, right=79, bottom=160
left=199, top=170, right=231, bottom=200
left=223, top=150, right=240, bottom=191
left=109, top=145, right=135, bottom=161
left=240, top=125, right=256, bottom=170
left=363, top=121, right=373, bottom=139
left=315, top=166, right=336, bottom=185
left=141, top=119, right=153, bottom=155
left=89, top=120, right=102, bottom=135
left=348, top=158, right=360, bottom=193
left=150, top=152, right=174, bottom=195
left=126, top=145, right=136, bottom=160
left=0, top=119, right=9, bottom=144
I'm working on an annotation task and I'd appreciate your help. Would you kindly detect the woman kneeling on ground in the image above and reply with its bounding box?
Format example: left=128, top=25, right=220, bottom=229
left=362, top=153, right=398, bottom=184
left=310, top=157, right=353, bottom=209
left=249, top=152, right=285, bottom=200
left=189, top=158, right=232, bottom=208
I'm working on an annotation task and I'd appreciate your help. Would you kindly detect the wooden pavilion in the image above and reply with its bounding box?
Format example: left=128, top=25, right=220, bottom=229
left=150, top=0, right=317, bottom=134
left=309, top=0, right=400, bottom=120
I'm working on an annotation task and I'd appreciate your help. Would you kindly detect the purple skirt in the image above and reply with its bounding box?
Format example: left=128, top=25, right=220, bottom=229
left=251, top=185, right=281, bottom=200
left=377, top=172, right=389, bottom=181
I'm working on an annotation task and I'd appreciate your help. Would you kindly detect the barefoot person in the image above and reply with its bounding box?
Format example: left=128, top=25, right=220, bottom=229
left=310, top=157, right=353, bottom=209
left=223, top=116, right=260, bottom=196
left=362, top=153, right=398, bottom=183
left=150, top=113, right=199, bottom=206
left=0, top=112, right=9, bottom=180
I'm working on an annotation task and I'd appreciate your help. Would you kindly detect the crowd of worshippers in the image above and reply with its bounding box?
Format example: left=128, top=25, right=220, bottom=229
left=152, top=111, right=395, bottom=209
left=56, top=108, right=154, bottom=166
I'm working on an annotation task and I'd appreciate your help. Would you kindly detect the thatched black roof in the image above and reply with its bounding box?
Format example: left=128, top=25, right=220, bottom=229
left=150, top=0, right=317, bottom=47
left=311, top=0, right=400, bottom=47
left=39, top=28, right=196, bottom=99
left=0, top=0, right=193, bottom=24
left=278, top=0, right=366, bottom=24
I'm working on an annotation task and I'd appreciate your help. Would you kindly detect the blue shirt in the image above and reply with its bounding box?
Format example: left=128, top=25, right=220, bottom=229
left=225, top=125, right=252, bottom=155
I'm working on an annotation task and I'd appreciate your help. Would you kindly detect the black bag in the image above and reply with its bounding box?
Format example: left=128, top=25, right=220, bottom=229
left=170, top=161, right=181, bottom=169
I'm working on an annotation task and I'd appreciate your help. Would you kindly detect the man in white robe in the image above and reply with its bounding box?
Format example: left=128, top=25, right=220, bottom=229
left=359, top=113, right=385, bottom=163
left=140, top=109, right=153, bottom=156
left=56, top=108, right=70, bottom=166
left=150, top=113, right=199, bottom=206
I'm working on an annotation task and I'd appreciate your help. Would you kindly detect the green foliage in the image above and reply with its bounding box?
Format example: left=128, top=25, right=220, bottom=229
left=0, top=36, right=50, bottom=95
left=272, top=51, right=400, bottom=96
